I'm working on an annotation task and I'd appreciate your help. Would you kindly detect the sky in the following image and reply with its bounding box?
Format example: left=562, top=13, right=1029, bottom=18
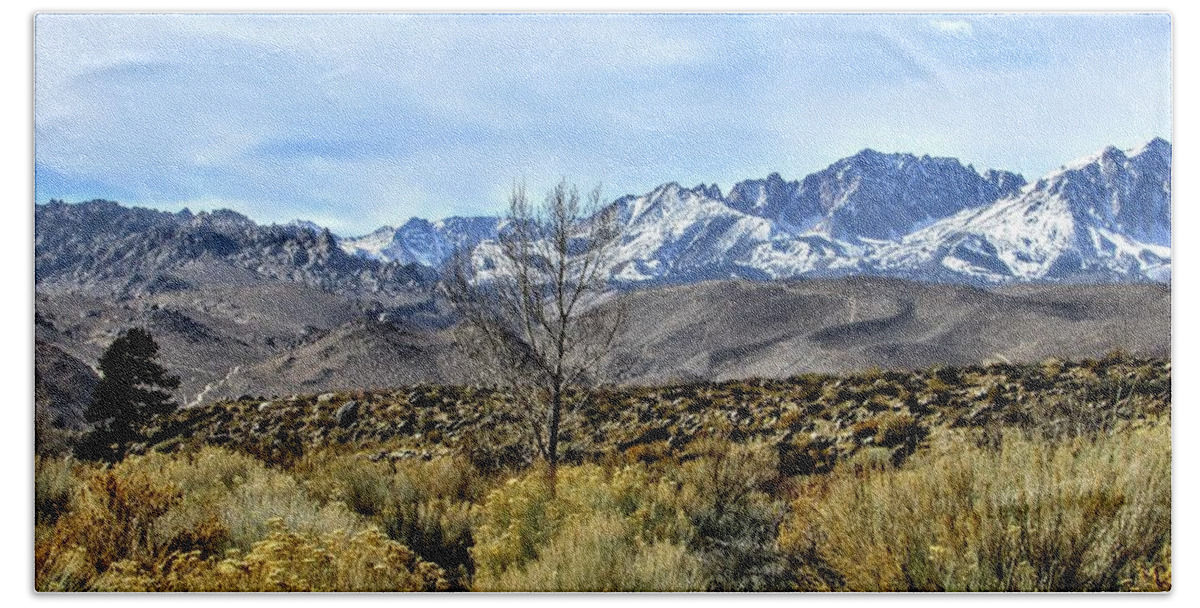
left=34, top=13, right=1172, bottom=235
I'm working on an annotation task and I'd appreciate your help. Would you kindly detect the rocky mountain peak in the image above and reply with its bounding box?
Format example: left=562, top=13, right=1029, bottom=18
left=36, top=140, right=1171, bottom=290
left=35, top=200, right=434, bottom=297
left=795, top=150, right=1021, bottom=241
left=726, top=172, right=801, bottom=218
left=1039, top=139, right=1171, bottom=247
left=692, top=183, right=723, bottom=200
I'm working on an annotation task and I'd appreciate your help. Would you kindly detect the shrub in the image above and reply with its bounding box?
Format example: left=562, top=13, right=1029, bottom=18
left=470, top=463, right=702, bottom=591
left=123, top=447, right=359, bottom=554
left=218, top=464, right=360, bottom=551
left=673, top=439, right=791, bottom=591
left=873, top=412, right=924, bottom=448
left=36, top=465, right=182, bottom=590
left=298, top=452, right=485, bottom=587
left=678, top=438, right=779, bottom=507
left=35, top=456, right=81, bottom=526
left=481, top=512, right=705, bottom=592
left=35, top=447, right=369, bottom=591
left=93, top=520, right=448, bottom=592
left=782, top=418, right=1171, bottom=591
left=688, top=498, right=789, bottom=591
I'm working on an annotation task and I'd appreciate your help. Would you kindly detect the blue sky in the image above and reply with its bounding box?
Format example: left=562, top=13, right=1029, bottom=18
left=34, top=13, right=1171, bottom=235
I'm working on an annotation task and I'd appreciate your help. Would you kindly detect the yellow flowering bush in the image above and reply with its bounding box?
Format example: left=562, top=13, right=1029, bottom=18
left=95, top=519, right=448, bottom=591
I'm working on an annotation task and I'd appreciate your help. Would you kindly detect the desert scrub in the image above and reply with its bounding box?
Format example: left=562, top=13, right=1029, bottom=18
left=479, top=511, right=706, bottom=592
left=297, top=451, right=485, bottom=587
left=123, top=447, right=360, bottom=554
left=299, top=451, right=487, bottom=514
left=36, top=448, right=366, bottom=591
left=93, top=519, right=448, bottom=592
left=672, top=438, right=792, bottom=591
left=35, top=455, right=82, bottom=526
left=781, top=417, right=1171, bottom=591
left=470, top=463, right=702, bottom=591
left=36, top=464, right=183, bottom=590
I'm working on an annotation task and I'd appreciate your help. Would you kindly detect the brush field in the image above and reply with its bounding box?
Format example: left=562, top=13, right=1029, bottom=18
left=35, top=353, right=1171, bottom=592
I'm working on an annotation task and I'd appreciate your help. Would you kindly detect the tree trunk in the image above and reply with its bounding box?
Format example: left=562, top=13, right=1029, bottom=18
left=547, top=384, right=562, bottom=496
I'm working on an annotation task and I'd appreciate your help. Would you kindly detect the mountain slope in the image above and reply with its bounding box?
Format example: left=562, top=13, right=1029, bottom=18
left=39, top=140, right=1168, bottom=290
left=33, top=142, right=1172, bottom=405
left=339, top=141, right=1166, bottom=287
left=34, top=339, right=98, bottom=431
left=35, top=200, right=436, bottom=298
left=339, top=216, right=502, bottom=267
left=35, top=264, right=1170, bottom=405
left=603, top=183, right=778, bottom=283
left=726, top=152, right=1026, bottom=240
left=600, top=277, right=1170, bottom=384
left=864, top=139, right=1172, bottom=283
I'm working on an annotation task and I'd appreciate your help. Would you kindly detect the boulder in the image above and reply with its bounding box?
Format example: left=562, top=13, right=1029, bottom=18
left=336, top=400, right=360, bottom=427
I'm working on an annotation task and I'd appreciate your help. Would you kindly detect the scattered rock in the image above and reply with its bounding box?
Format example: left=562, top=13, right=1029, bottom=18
left=151, top=355, right=1169, bottom=475
left=336, top=400, right=360, bottom=427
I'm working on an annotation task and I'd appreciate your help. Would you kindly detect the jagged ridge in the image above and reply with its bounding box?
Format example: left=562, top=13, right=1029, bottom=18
left=329, top=140, right=1169, bottom=286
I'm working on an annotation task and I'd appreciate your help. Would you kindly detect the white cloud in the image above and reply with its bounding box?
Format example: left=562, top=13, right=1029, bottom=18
left=931, top=19, right=974, bottom=37
left=34, top=13, right=1169, bottom=234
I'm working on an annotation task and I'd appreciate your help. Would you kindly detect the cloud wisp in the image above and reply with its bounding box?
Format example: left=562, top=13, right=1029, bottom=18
left=35, top=13, right=1171, bottom=235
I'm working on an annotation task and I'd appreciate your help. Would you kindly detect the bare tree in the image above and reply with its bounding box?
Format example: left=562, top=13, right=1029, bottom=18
left=442, top=179, right=625, bottom=491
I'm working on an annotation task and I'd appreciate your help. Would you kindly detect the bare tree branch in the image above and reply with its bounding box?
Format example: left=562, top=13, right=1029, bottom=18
left=440, top=179, right=625, bottom=491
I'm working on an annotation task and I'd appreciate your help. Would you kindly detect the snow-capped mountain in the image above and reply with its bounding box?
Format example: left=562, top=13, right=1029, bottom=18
left=288, top=219, right=326, bottom=235
left=339, top=216, right=503, bottom=267
left=863, top=138, right=1171, bottom=283
left=604, top=182, right=776, bottom=282
left=337, top=139, right=1171, bottom=286
left=34, top=201, right=435, bottom=296
left=726, top=152, right=1026, bottom=241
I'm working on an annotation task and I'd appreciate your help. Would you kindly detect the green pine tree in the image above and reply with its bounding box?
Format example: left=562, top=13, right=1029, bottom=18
left=78, top=328, right=180, bottom=461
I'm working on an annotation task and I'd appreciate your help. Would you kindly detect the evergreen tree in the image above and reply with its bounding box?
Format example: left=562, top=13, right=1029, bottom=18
left=78, top=328, right=179, bottom=461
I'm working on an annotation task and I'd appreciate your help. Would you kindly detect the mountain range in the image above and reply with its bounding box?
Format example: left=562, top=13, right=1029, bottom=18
left=33, top=139, right=1172, bottom=417
left=37, top=139, right=1170, bottom=293
left=337, top=138, right=1171, bottom=286
left=35, top=199, right=438, bottom=302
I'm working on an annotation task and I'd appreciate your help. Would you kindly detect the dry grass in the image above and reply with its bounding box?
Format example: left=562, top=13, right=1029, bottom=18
left=36, top=447, right=366, bottom=591
left=480, top=511, right=705, bottom=592
left=781, top=418, right=1171, bottom=591
left=93, top=520, right=447, bottom=591
left=36, top=463, right=183, bottom=590
left=34, top=456, right=80, bottom=526
left=34, top=356, right=1172, bottom=592
left=470, top=463, right=703, bottom=591
left=297, top=451, right=485, bottom=588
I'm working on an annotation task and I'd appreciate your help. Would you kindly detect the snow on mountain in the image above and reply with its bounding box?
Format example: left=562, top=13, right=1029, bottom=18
left=595, top=151, right=1034, bottom=283
left=725, top=172, right=807, bottom=221
left=801, top=150, right=1026, bottom=241
left=332, top=140, right=1170, bottom=286
left=340, top=216, right=502, bottom=267
left=603, top=183, right=777, bottom=282
left=34, top=200, right=435, bottom=296
left=864, top=139, right=1172, bottom=283
left=288, top=219, right=325, bottom=235
left=724, top=152, right=1026, bottom=241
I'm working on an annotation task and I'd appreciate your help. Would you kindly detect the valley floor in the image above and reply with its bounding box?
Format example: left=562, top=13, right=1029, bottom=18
left=35, top=353, right=1171, bottom=592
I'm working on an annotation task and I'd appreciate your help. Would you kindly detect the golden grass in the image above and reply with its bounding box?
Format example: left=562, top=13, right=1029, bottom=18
left=470, top=463, right=703, bottom=591
left=781, top=419, right=1171, bottom=591
left=34, top=372, right=1172, bottom=593
left=92, top=520, right=447, bottom=592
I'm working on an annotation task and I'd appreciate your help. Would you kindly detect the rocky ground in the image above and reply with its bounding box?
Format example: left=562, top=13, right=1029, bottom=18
left=138, top=353, right=1170, bottom=475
